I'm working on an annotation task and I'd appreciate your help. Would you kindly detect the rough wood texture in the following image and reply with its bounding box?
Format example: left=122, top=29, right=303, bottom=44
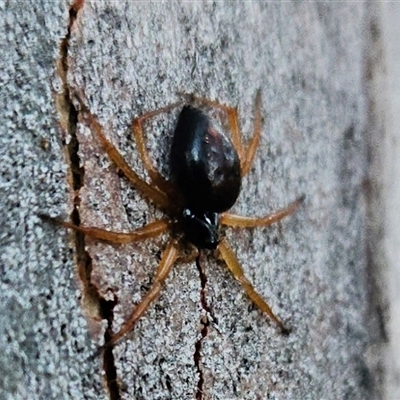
left=1, top=1, right=384, bottom=399
left=366, top=3, right=400, bottom=400
left=0, top=1, right=106, bottom=399
left=381, top=5, right=400, bottom=397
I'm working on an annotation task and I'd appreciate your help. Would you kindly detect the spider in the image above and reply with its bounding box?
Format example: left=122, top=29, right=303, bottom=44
left=50, top=91, right=303, bottom=347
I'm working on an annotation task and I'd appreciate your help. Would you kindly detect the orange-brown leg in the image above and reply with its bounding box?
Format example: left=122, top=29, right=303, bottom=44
left=176, top=243, right=199, bottom=264
left=218, top=238, right=289, bottom=333
left=241, top=90, right=262, bottom=176
left=40, top=214, right=170, bottom=244
left=220, top=196, right=304, bottom=228
left=75, top=95, right=172, bottom=212
left=132, top=102, right=183, bottom=196
left=108, top=239, right=179, bottom=346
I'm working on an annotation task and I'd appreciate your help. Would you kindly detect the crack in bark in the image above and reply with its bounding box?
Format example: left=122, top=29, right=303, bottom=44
left=55, top=1, right=120, bottom=399
left=194, top=255, right=211, bottom=400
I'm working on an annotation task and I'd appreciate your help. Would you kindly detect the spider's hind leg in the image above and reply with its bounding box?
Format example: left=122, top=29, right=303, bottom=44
left=241, top=90, right=262, bottom=176
left=132, top=102, right=183, bottom=197
left=74, top=94, right=172, bottom=212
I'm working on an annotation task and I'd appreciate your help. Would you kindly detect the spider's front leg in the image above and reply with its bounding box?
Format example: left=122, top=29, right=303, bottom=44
left=218, top=238, right=290, bottom=334
left=218, top=196, right=304, bottom=333
left=107, top=238, right=179, bottom=346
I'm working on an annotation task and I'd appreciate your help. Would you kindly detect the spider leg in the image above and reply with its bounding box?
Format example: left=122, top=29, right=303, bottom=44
left=132, top=102, right=183, bottom=197
left=75, top=95, right=172, bottom=212
left=183, top=94, right=245, bottom=163
left=108, top=238, right=179, bottom=346
left=176, top=243, right=199, bottom=264
left=220, top=196, right=304, bottom=228
left=40, top=214, right=170, bottom=244
left=241, top=90, right=262, bottom=176
left=218, top=238, right=289, bottom=333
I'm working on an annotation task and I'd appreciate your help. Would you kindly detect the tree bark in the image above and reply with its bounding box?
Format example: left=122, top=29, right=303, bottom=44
left=1, top=1, right=385, bottom=399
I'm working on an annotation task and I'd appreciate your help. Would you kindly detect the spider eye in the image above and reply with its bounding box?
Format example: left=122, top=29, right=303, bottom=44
left=182, top=209, right=219, bottom=250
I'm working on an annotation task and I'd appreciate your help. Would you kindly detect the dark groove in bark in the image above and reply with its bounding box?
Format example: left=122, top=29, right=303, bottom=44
left=57, top=1, right=120, bottom=399
left=194, top=255, right=211, bottom=400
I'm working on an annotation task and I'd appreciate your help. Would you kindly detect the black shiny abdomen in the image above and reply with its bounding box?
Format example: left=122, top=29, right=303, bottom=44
left=170, top=106, right=241, bottom=214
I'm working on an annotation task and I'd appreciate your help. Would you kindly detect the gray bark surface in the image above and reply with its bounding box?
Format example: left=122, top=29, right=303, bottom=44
left=1, top=1, right=384, bottom=399
left=366, top=3, right=400, bottom=400
left=0, top=1, right=106, bottom=399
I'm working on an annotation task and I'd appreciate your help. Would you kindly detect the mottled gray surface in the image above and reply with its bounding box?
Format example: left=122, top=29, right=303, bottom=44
left=382, top=3, right=400, bottom=395
left=0, top=1, right=383, bottom=399
left=369, top=3, right=400, bottom=400
left=0, top=1, right=106, bottom=399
